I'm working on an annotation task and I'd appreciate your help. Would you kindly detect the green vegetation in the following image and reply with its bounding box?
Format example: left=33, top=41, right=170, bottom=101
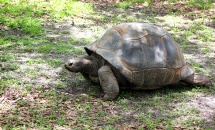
left=188, top=0, right=213, bottom=9
left=115, top=0, right=214, bottom=10
left=115, top=0, right=152, bottom=9
left=0, top=0, right=93, bottom=36
left=0, top=0, right=214, bottom=129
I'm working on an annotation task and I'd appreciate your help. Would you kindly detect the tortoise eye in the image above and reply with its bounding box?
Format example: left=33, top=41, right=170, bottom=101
left=69, top=63, right=73, bottom=66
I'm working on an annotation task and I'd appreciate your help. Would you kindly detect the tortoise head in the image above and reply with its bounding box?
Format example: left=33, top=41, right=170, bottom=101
left=65, top=55, right=93, bottom=73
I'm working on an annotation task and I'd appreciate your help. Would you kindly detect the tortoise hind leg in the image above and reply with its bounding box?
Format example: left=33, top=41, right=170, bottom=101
left=182, top=73, right=212, bottom=88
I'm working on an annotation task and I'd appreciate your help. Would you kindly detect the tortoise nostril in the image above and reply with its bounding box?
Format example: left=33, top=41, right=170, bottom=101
left=68, top=63, right=73, bottom=66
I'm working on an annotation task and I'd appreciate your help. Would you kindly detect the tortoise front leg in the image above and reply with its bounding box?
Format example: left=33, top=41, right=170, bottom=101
left=98, top=66, right=119, bottom=100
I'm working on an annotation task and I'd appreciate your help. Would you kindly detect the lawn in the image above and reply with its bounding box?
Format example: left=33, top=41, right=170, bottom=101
left=0, top=0, right=215, bottom=129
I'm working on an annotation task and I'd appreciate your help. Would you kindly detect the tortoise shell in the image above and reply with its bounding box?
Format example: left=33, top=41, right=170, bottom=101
left=84, top=23, right=194, bottom=89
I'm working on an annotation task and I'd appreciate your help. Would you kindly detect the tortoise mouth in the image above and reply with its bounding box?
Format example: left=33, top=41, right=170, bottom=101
left=64, top=64, right=80, bottom=73
left=64, top=64, right=71, bottom=71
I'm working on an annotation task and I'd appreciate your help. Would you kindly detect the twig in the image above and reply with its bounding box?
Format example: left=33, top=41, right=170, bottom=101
left=0, top=96, right=6, bottom=107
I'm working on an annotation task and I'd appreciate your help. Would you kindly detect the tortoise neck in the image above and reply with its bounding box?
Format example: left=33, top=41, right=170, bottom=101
left=82, top=55, right=101, bottom=76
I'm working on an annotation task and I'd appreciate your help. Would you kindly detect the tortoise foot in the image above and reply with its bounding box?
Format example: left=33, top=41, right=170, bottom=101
left=183, top=73, right=213, bottom=88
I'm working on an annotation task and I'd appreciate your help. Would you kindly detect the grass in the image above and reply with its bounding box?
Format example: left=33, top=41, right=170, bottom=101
left=0, top=0, right=93, bottom=36
left=187, top=0, right=213, bottom=9
left=0, top=0, right=215, bottom=129
left=115, top=0, right=152, bottom=9
left=115, top=0, right=214, bottom=9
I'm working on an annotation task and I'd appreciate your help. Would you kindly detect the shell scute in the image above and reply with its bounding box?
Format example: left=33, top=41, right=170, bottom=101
left=114, top=40, right=145, bottom=71
left=109, top=58, right=124, bottom=71
left=162, top=69, right=176, bottom=85
left=96, top=49, right=115, bottom=61
left=132, top=71, right=144, bottom=86
left=162, top=35, right=184, bottom=68
left=142, top=69, right=157, bottom=87
left=140, top=35, right=166, bottom=68
left=97, top=29, right=123, bottom=51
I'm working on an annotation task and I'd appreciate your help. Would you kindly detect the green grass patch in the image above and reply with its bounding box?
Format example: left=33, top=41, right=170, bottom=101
left=0, top=51, right=14, bottom=62
left=0, top=34, right=46, bottom=51
left=0, top=35, right=20, bottom=49
left=46, top=58, right=62, bottom=67
left=0, top=0, right=93, bottom=36
left=114, top=0, right=214, bottom=10
left=37, top=43, right=75, bottom=54
left=187, top=0, right=213, bottom=9
left=115, top=0, right=151, bottom=9
left=0, top=3, right=44, bottom=36
left=189, top=23, right=214, bottom=42
left=0, top=79, right=6, bottom=94
left=191, top=62, right=210, bottom=75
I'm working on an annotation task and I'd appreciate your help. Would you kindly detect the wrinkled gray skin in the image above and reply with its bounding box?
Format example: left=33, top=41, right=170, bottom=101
left=65, top=53, right=212, bottom=100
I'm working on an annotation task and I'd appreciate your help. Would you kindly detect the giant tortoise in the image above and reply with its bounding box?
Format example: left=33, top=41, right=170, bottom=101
left=65, top=23, right=212, bottom=100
